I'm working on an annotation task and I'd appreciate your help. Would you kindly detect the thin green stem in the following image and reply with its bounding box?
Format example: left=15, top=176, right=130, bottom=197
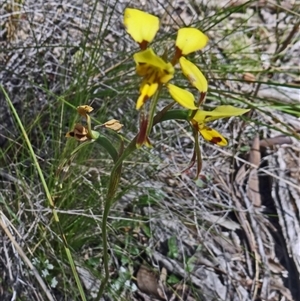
left=96, top=108, right=190, bottom=300
left=146, top=86, right=162, bottom=137
left=95, top=138, right=136, bottom=301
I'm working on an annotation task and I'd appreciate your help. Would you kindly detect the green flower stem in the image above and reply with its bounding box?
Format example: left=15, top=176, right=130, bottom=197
left=96, top=108, right=189, bottom=300
left=86, top=113, right=97, bottom=139
left=189, top=109, right=198, bottom=121
left=146, top=86, right=162, bottom=137
left=96, top=138, right=136, bottom=301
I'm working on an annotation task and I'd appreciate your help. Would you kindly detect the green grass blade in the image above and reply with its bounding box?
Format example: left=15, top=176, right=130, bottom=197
left=1, top=85, right=87, bottom=301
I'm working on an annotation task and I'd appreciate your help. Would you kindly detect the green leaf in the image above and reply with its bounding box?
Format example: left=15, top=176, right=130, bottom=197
left=94, top=134, right=119, bottom=163
left=186, top=256, right=196, bottom=273
left=141, top=223, right=151, bottom=238
left=167, top=274, right=180, bottom=285
left=167, top=236, right=179, bottom=259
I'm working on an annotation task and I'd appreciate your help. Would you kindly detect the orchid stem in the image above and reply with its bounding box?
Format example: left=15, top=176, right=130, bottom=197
left=146, top=86, right=162, bottom=137
left=96, top=109, right=190, bottom=300
left=95, top=138, right=136, bottom=301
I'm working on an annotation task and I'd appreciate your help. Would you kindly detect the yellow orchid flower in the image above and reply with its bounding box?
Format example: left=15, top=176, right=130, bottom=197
left=134, top=48, right=174, bottom=109
left=192, top=105, right=250, bottom=146
left=133, top=48, right=198, bottom=110
left=124, top=8, right=209, bottom=111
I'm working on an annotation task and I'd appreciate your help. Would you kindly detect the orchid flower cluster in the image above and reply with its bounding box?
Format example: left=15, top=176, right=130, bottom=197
left=66, top=8, right=249, bottom=175
left=65, top=8, right=250, bottom=299
left=123, top=8, right=249, bottom=149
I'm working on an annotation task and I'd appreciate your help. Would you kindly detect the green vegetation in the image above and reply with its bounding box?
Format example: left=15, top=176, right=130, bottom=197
left=1, top=1, right=299, bottom=300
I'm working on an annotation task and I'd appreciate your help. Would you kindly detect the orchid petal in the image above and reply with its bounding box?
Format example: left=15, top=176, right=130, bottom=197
left=176, top=28, right=209, bottom=55
left=136, top=82, right=158, bottom=110
left=199, top=127, right=228, bottom=146
left=194, top=105, right=250, bottom=123
left=134, top=49, right=174, bottom=75
left=179, top=57, right=208, bottom=92
left=167, top=84, right=198, bottom=110
left=124, top=8, right=159, bottom=44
